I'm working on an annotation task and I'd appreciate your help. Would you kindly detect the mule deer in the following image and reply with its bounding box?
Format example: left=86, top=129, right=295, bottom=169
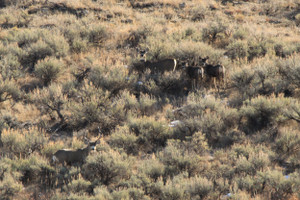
left=137, top=47, right=148, bottom=62
left=184, top=64, right=204, bottom=91
left=52, top=136, right=101, bottom=166
left=130, top=48, right=177, bottom=76
left=129, top=58, right=178, bottom=76
left=200, top=57, right=226, bottom=91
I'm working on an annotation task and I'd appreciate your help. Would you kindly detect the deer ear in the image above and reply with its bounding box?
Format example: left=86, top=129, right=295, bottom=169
left=83, top=136, right=89, bottom=144
left=96, top=134, right=103, bottom=144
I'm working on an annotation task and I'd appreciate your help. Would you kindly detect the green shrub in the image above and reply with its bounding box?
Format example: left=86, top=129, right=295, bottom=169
left=235, top=151, right=269, bottom=177
left=190, top=7, right=206, bottom=22
left=18, top=30, right=69, bottom=70
left=67, top=83, right=125, bottom=131
left=108, top=126, right=138, bottom=155
left=153, top=71, right=188, bottom=99
left=82, top=150, right=132, bottom=185
left=33, top=84, right=67, bottom=125
left=12, top=154, right=51, bottom=184
left=274, top=127, right=300, bottom=162
left=0, top=53, right=22, bottom=80
left=142, top=35, right=175, bottom=61
left=240, top=96, right=288, bottom=133
left=0, top=114, right=19, bottom=134
left=139, top=158, right=165, bottom=182
left=169, top=93, right=240, bottom=147
left=0, top=172, right=22, bottom=199
left=127, top=187, right=150, bottom=200
left=70, top=38, right=88, bottom=53
left=229, top=190, right=257, bottom=200
left=34, top=57, right=63, bottom=86
left=202, top=21, right=231, bottom=47
left=89, top=64, right=129, bottom=95
left=117, top=90, right=139, bottom=114
left=236, top=175, right=265, bottom=197
left=111, top=187, right=149, bottom=200
left=117, top=173, right=151, bottom=196
left=0, top=7, right=31, bottom=28
left=159, top=181, right=186, bottom=200
left=259, top=170, right=300, bottom=200
left=0, top=158, right=11, bottom=181
left=277, top=55, right=300, bottom=88
left=249, top=151, right=270, bottom=173
left=67, top=178, right=92, bottom=195
left=254, top=62, right=279, bottom=96
left=225, top=40, right=248, bottom=61
left=186, top=176, right=213, bottom=199
left=150, top=176, right=187, bottom=200
left=94, top=186, right=113, bottom=200
left=233, top=27, right=249, bottom=40
left=158, top=140, right=204, bottom=178
left=0, top=0, right=29, bottom=7
left=70, top=100, right=104, bottom=129
left=230, top=67, right=256, bottom=101
left=137, top=94, right=158, bottom=116
left=86, top=25, right=108, bottom=47
left=274, top=43, right=296, bottom=58
left=61, top=22, right=88, bottom=53
left=0, top=79, right=21, bottom=103
left=129, top=117, right=171, bottom=153
left=111, top=189, right=130, bottom=200
left=1, top=129, right=27, bottom=157
left=15, top=29, right=41, bottom=48
left=20, top=39, right=52, bottom=68
left=51, top=193, right=92, bottom=200
left=198, top=107, right=239, bottom=147
left=190, top=131, right=209, bottom=154
left=247, top=39, right=268, bottom=61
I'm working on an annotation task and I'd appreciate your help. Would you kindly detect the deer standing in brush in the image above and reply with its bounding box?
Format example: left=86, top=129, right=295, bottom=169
left=181, top=60, right=204, bottom=91
left=52, top=136, right=101, bottom=166
left=201, top=56, right=226, bottom=92
left=129, top=48, right=177, bottom=76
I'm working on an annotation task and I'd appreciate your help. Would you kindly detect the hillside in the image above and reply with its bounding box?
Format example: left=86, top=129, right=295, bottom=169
left=0, top=0, right=300, bottom=199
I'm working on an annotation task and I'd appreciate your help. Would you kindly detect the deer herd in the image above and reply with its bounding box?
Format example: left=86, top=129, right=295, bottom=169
left=50, top=48, right=226, bottom=168
left=129, top=48, right=226, bottom=92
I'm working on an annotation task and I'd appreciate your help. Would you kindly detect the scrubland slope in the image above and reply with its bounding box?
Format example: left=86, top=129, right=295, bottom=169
left=0, top=0, right=300, bottom=199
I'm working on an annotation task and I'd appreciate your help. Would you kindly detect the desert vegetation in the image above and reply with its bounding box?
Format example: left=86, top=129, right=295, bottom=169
left=0, top=0, right=300, bottom=199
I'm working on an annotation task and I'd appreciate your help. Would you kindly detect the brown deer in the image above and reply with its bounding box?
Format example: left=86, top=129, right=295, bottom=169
left=129, top=48, right=177, bottom=76
left=52, top=136, right=101, bottom=166
left=200, top=57, right=226, bottom=91
left=183, top=61, right=204, bottom=91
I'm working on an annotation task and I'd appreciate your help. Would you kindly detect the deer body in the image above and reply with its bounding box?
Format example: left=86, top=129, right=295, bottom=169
left=203, top=64, right=225, bottom=79
left=185, top=66, right=204, bottom=90
left=145, top=59, right=177, bottom=74
left=52, top=140, right=98, bottom=166
left=131, top=48, right=178, bottom=75
left=200, top=57, right=226, bottom=91
left=129, top=59, right=177, bottom=76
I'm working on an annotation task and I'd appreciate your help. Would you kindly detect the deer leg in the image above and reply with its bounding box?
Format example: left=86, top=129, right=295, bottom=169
left=193, top=79, right=195, bottom=91
left=197, top=78, right=200, bottom=91
left=213, top=78, right=217, bottom=92
left=223, top=74, right=226, bottom=91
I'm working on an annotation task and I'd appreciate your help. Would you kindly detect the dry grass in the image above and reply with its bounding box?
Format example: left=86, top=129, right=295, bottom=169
left=13, top=103, right=41, bottom=123
left=48, top=0, right=99, bottom=9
